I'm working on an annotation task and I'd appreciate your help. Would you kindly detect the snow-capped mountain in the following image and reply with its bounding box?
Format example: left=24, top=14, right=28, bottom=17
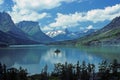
left=46, top=30, right=66, bottom=38
left=46, top=29, right=97, bottom=41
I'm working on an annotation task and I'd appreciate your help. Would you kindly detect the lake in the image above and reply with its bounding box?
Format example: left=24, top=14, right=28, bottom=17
left=0, top=45, right=120, bottom=75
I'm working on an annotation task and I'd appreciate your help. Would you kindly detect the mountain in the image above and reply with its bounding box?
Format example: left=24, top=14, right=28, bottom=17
left=49, top=16, right=120, bottom=46
left=16, top=21, right=54, bottom=43
left=46, top=30, right=66, bottom=38
left=46, top=28, right=96, bottom=41
left=0, top=12, right=31, bottom=40
left=75, top=16, right=120, bottom=46
left=74, top=29, right=97, bottom=38
left=0, top=12, right=38, bottom=45
left=0, top=30, right=37, bottom=45
left=46, top=29, right=72, bottom=41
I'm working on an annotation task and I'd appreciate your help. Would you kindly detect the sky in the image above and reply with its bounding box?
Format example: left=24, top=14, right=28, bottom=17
left=0, top=0, right=120, bottom=32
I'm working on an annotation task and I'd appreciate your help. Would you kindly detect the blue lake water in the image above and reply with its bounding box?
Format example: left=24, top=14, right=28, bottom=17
left=0, top=45, right=120, bottom=75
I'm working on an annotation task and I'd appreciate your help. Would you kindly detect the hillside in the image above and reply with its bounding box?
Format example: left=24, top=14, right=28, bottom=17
left=0, top=31, right=38, bottom=45
left=75, top=16, right=120, bottom=46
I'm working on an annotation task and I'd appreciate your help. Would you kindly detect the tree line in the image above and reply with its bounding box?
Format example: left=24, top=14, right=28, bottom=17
left=49, top=59, right=120, bottom=80
left=0, top=63, right=28, bottom=80
left=0, top=59, right=120, bottom=80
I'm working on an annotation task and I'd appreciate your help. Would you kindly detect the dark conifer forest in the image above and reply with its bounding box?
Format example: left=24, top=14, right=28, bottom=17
left=0, top=59, right=120, bottom=80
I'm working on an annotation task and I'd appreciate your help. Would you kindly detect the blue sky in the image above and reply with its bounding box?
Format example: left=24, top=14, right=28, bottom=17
left=0, top=0, right=120, bottom=32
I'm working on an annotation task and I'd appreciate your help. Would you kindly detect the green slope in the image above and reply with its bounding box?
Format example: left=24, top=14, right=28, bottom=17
left=75, top=16, right=120, bottom=46
left=75, top=28, right=120, bottom=46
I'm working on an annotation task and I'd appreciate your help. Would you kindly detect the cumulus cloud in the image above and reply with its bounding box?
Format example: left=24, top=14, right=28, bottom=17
left=0, top=0, right=4, bottom=4
left=12, top=0, right=76, bottom=11
left=9, top=0, right=81, bottom=23
left=50, top=13, right=82, bottom=28
left=42, top=4, right=120, bottom=31
left=9, top=10, right=49, bottom=23
left=41, top=12, right=83, bottom=31
left=86, top=4, right=120, bottom=23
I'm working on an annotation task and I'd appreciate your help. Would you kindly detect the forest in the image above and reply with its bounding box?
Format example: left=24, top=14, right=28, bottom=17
left=0, top=59, right=120, bottom=80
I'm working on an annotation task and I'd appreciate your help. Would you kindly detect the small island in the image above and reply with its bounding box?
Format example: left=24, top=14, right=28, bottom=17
left=54, top=49, right=61, bottom=54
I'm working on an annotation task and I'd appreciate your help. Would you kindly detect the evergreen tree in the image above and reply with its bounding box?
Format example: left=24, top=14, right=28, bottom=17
left=76, top=61, right=81, bottom=80
left=0, top=62, right=3, bottom=79
left=3, top=64, right=7, bottom=80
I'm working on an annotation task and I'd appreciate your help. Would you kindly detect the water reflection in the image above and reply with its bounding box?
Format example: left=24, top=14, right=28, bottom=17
left=78, top=46, right=120, bottom=62
left=42, top=48, right=66, bottom=64
left=0, top=45, right=119, bottom=74
left=0, top=48, right=44, bottom=67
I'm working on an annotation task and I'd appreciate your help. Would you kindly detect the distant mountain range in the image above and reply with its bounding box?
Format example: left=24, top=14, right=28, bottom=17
left=0, top=12, right=53, bottom=45
left=46, top=28, right=97, bottom=41
left=49, top=16, right=120, bottom=46
left=0, top=12, right=120, bottom=46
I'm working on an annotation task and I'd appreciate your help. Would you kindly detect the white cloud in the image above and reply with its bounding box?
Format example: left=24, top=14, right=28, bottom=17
left=9, top=0, right=81, bottom=23
left=86, top=4, right=120, bottom=23
left=12, top=0, right=76, bottom=11
left=49, top=12, right=82, bottom=28
left=9, top=10, right=49, bottom=23
left=42, top=12, right=84, bottom=31
left=0, top=0, right=4, bottom=4
left=42, top=4, right=120, bottom=31
left=9, top=0, right=52, bottom=23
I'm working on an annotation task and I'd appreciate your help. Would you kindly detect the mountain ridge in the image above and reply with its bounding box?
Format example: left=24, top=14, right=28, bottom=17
left=46, top=28, right=97, bottom=41
left=16, top=21, right=54, bottom=43
left=0, top=12, right=39, bottom=45
left=75, top=16, right=120, bottom=46
left=0, top=12, right=33, bottom=40
left=49, top=16, right=120, bottom=46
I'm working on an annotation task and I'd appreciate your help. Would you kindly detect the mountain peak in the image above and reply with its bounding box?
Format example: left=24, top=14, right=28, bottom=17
left=107, top=16, right=120, bottom=28
left=18, top=21, right=39, bottom=26
left=17, top=21, right=54, bottom=43
left=112, top=16, right=120, bottom=23
left=0, top=12, right=10, bottom=17
left=0, top=12, right=15, bottom=32
left=46, top=29, right=96, bottom=41
left=17, top=21, right=40, bottom=35
left=100, top=16, right=120, bottom=32
left=46, top=30, right=66, bottom=38
left=110, top=16, right=120, bottom=28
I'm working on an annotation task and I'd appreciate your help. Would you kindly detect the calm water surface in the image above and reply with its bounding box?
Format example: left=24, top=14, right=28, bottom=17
left=0, top=45, right=120, bottom=75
